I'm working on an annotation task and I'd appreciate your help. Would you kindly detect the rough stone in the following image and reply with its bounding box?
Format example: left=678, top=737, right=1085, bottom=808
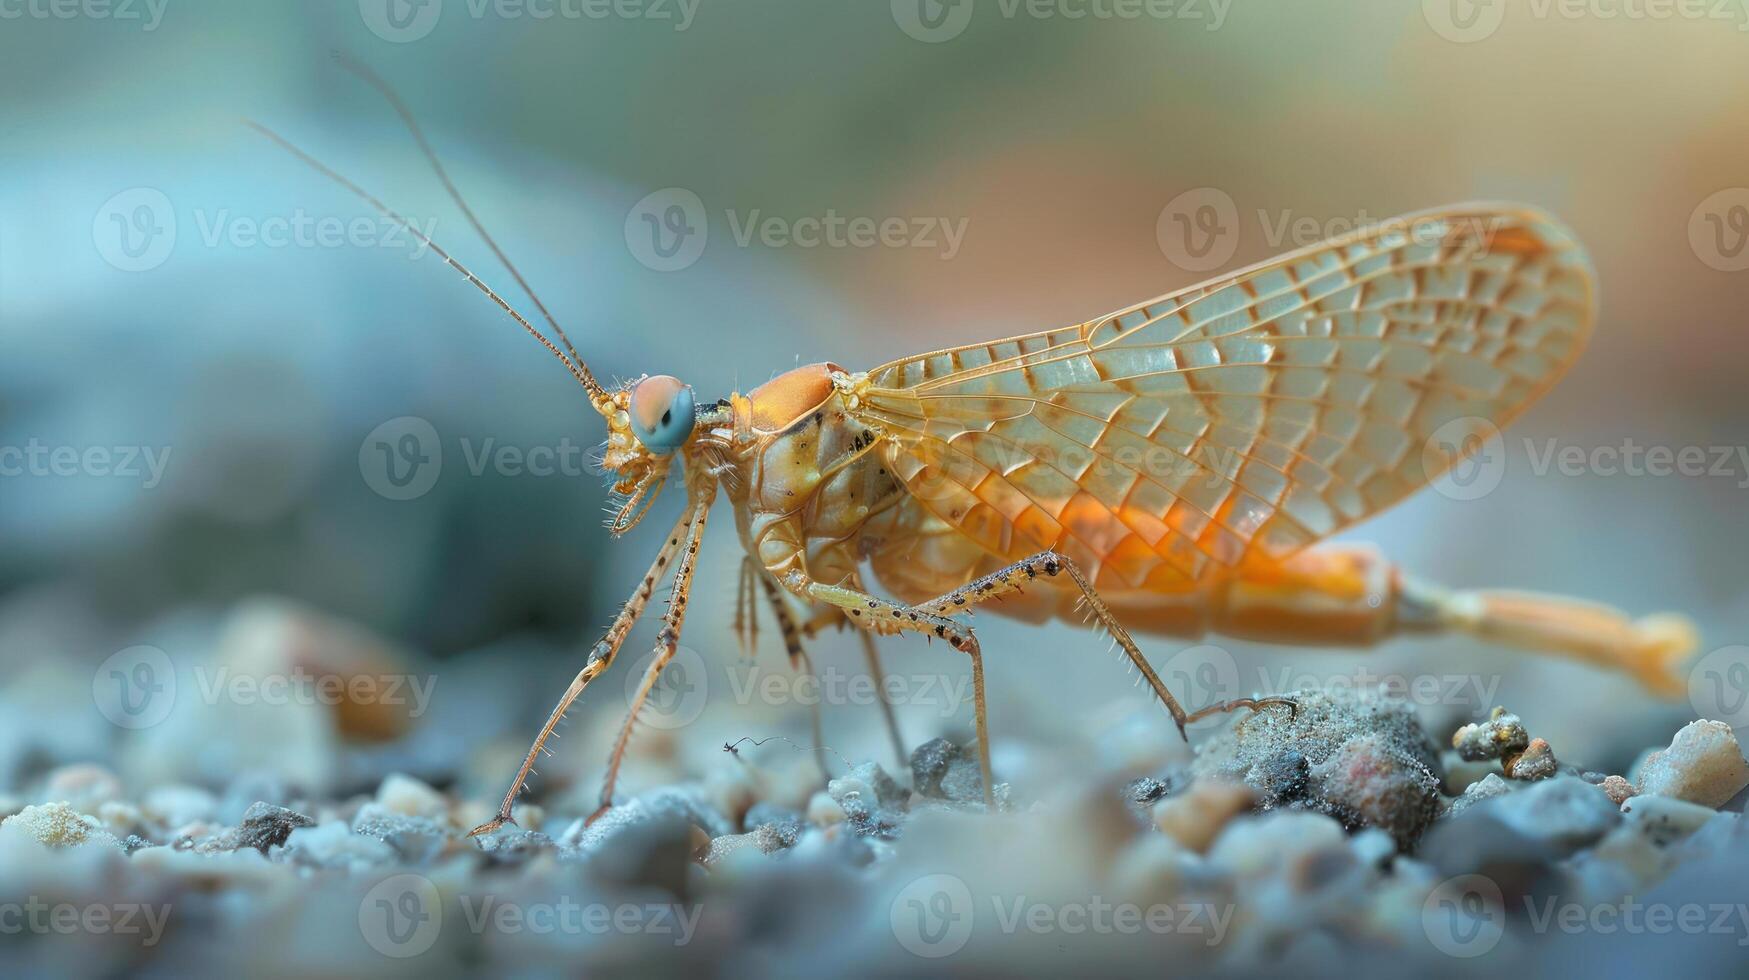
left=1634, top=721, right=1749, bottom=808
left=236, top=802, right=316, bottom=853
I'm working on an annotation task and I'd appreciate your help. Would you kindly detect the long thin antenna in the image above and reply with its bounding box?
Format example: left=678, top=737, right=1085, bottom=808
left=330, top=52, right=588, bottom=373
left=245, top=120, right=611, bottom=405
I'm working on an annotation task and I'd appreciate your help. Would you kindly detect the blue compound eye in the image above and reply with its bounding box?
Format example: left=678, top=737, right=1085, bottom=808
left=628, top=375, right=695, bottom=452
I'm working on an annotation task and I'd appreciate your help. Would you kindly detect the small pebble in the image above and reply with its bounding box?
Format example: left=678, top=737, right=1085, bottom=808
left=1504, top=738, right=1557, bottom=781
left=0, top=801, right=116, bottom=848
left=1485, top=775, right=1620, bottom=853
left=1446, top=772, right=1513, bottom=816
left=1600, top=774, right=1636, bottom=806
left=1634, top=720, right=1749, bottom=808
left=1152, top=779, right=1255, bottom=853
left=806, top=791, right=846, bottom=827
left=281, top=820, right=397, bottom=869
left=1620, top=793, right=1721, bottom=847
left=374, top=772, right=449, bottom=821
left=1451, top=708, right=1529, bottom=762
left=236, top=802, right=316, bottom=853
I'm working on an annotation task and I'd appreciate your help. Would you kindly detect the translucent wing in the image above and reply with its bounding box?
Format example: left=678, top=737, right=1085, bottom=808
left=858, top=205, right=1594, bottom=589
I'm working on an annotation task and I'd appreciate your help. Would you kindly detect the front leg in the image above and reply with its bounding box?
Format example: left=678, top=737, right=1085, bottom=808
left=467, top=504, right=702, bottom=838
left=589, top=496, right=713, bottom=823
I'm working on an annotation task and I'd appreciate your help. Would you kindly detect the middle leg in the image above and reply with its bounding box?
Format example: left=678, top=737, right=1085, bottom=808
left=802, top=552, right=1296, bottom=807
left=913, top=552, right=1295, bottom=737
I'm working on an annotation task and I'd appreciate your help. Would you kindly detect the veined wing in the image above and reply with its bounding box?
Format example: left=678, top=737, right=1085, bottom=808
left=858, top=205, right=1594, bottom=589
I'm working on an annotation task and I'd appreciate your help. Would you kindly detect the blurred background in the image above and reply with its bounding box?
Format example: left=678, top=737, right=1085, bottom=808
left=2, top=0, right=1747, bottom=827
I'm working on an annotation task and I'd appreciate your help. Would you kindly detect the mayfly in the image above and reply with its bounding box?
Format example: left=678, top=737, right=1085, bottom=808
left=253, top=67, right=1697, bottom=837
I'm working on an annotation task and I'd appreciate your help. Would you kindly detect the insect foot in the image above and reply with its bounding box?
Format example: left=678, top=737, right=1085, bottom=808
left=467, top=812, right=517, bottom=838
left=1189, top=685, right=1442, bottom=848
left=1174, top=695, right=1299, bottom=742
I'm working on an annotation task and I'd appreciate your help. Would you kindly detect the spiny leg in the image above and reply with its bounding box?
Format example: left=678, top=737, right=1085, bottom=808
left=755, top=574, right=831, bottom=786
left=920, top=552, right=1294, bottom=739
left=467, top=505, right=698, bottom=838
left=590, top=498, right=712, bottom=824
left=788, top=598, right=910, bottom=773
left=800, top=579, right=993, bottom=809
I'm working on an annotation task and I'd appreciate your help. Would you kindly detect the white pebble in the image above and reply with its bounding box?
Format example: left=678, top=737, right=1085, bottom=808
left=806, top=791, right=846, bottom=827
left=1634, top=720, right=1749, bottom=808
left=0, top=802, right=118, bottom=849
left=374, top=773, right=449, bottom=820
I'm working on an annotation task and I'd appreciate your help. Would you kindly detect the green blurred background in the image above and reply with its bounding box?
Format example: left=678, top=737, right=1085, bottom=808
left=2, top=0, right=1747, bottom=802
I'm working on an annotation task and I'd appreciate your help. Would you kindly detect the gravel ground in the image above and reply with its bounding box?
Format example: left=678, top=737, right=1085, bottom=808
left=2, top=601, right=1747, bottom=978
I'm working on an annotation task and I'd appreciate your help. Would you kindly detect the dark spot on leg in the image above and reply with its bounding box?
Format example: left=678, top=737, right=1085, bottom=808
left=934, top=625, right=946, bottom=638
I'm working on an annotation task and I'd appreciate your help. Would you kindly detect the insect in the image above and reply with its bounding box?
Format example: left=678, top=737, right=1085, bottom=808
left=255, top=67, right=1697, bottom=838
